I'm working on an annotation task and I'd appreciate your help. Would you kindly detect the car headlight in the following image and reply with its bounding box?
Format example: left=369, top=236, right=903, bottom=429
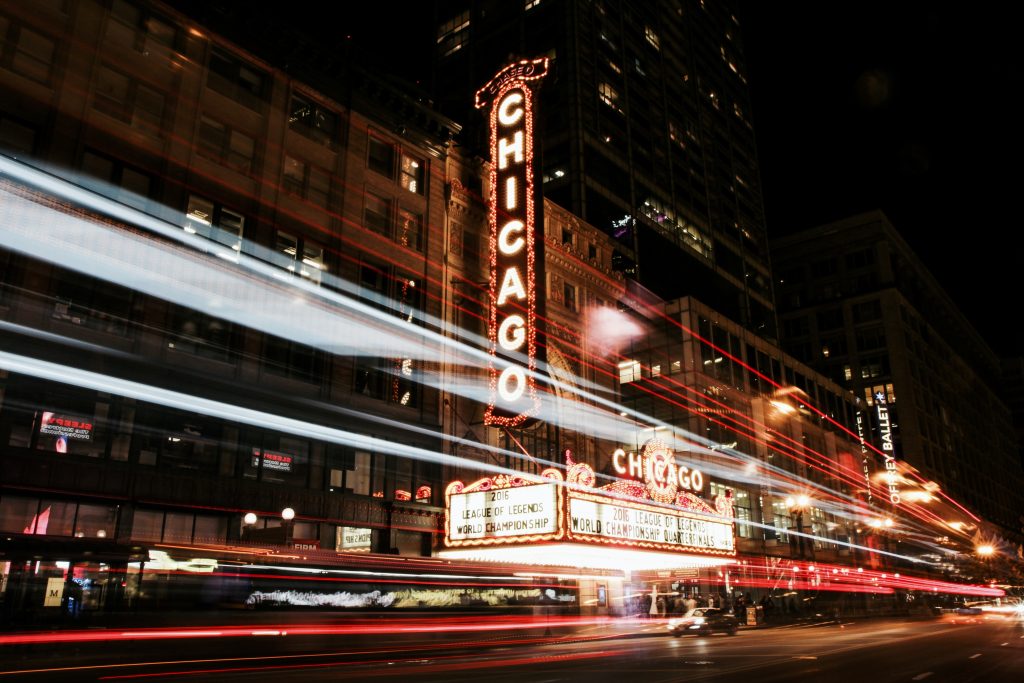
left=693, top=617, right=705, bottom=625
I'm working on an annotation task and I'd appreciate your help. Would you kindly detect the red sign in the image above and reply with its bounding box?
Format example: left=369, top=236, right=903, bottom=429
left=476, top=58, right=548, bottom=427
left=251, top=449, right=294, bottom=472
left=39, top=412, right=93, bottom=441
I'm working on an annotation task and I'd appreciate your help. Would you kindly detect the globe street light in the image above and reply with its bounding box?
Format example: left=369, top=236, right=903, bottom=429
left=785, top=495, right=813, bottom=560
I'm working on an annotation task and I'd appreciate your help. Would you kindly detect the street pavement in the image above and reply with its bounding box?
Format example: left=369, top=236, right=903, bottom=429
left=1, top=613, right=1021, bottom=681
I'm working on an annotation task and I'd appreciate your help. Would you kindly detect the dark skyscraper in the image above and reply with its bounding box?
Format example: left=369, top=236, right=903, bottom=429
left=430, top=0, right=775, bottom=338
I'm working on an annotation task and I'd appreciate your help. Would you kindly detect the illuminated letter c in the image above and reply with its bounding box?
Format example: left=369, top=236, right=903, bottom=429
left=498, top=220, right=525, bottom=254
left=498, top=92, right=524, bottom=126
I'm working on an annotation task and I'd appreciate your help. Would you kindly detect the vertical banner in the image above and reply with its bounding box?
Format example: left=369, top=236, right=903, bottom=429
left=874, top=392, right=900, bottom=505
left=475, top=58, right=549, bottom=427
left=855, top=410, right=873, bottom=503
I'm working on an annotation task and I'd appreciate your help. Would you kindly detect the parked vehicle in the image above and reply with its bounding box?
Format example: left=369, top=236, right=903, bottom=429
left=666, top=607, right=739, bottom=636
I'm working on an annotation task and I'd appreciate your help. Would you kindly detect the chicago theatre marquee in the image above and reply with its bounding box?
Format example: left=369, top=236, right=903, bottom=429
left=440, top=439, right=736, bottom=573
left=439, top=440, right=736, bottom=613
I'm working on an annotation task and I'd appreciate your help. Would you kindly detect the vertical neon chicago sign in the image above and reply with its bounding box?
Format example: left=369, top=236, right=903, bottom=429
left=875, top=392, right=900, bottom=504
left=475, top=58, right=549, bottom=427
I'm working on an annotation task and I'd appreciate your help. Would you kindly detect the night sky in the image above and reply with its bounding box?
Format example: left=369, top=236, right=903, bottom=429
left=738, top=2, right=1024, bottom=356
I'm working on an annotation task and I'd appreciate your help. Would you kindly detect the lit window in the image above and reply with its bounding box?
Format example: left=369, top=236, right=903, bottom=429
left=598, top=82, right=620, bottom=111
left=400, top=153, right=424, bottom=194
left=397, top=208, right=423, bottom=252
left=525, top=0, right=543, bottom=9
left=437, top=11, right=470, bottom=57
left=644, top=26, right=660, bottom=50
left=651, top=364, right=661, bottom=377
left=184, top=195, right=244, bottom=259
left=274, top=231, right=325, bottom=285
left=619, top=360, right=641, bottom=384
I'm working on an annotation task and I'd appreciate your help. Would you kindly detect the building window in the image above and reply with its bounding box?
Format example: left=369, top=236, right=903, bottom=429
left=197, top=115, right=255, bottom=174
left=525, top=0, right=543, bottom=9
left=207, top=47, right=267, bottom=110
left=815, top=308, right=844, bottom=331
left=598, top=82, right=621, bottom=112
left=0, top=114, right=35, bottom=155
left=93, top=65, right=166, bottom=135
left=355, top=264, right=422, bottom=406
left=264, top=335, right=324, bottom=383
left=400, top=153, right=424, bottom=194
left=0, top=19, right=56, bottom=84
left=80, top=150, right=153, bottom=211
left=282, top=156, right=331, bottom=207
left=367, top=134, right=395, bottom=177
left=845, top=247, right=873, bottom=270
left=619, top=360, right=641, bottom=384
left=364, top=191, right=392, bottom=236
left=710, top=483, right=752, bottom=538
left=274, top=230, right=325, bottom=284
left=859, top=355, right=890, bottom=379
left=855, top=327, right=886, bottom=351
left=863, top=383, right=896, bottom=406
left=437, top=10, right=470, bottom=57
left=563, top=282, right=577, bottom=311
left=852, top=299, right=882, bottom=323
left=396, top=208, right=423, bottom=251
left=0, top=496, right=118, bottom=538
left=644, top=26, right=660, bottom=50
left=288, top=93, right=338, bottom=144
left=168, top=307, right=237, bottom=361
left=184, top=195, right=244, bottom=256
left=52, top=269, right=134, bottom=336
left=105, top=0, right=177, bottom=57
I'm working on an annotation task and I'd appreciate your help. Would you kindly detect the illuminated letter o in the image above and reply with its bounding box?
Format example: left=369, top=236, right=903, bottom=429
left=498, top=315, right=526, bottom=351
left=690, top=469, right=703, bottom=492
left=498, top=92, right=524, bottom=126
left=498, top=365, right=526, bottom=403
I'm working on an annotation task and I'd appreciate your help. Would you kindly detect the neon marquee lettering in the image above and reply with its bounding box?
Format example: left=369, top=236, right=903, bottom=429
left=477, top=58, right=549, bottom=427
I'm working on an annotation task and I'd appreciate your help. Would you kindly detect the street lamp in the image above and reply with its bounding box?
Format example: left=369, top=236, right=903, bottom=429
left=976, top=544, right=995, bottom=557
left=243, top=512, right=258, bottom=526
left=785, top=495, right=813, bottom=560
left=281, top=507, right=296, bottom=544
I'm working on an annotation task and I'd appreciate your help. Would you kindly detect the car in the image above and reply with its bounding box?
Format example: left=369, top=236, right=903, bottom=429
left=666, top=607, right=739, bottom=636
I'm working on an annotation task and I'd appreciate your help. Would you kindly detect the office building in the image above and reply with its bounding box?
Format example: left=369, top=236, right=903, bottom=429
left=430, top=0, right=776, bottom=337
left=772, top=211, right=1024, bottom=541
